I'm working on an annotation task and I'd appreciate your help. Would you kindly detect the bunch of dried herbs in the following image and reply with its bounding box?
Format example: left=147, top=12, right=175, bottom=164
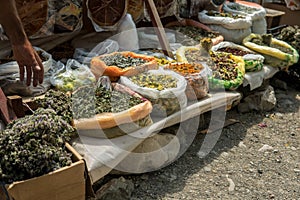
left=101, top=53, right=147, bottom=69
left=0, top=108, right=77, bottom=184
left=34, top=89, right=73, bottom=125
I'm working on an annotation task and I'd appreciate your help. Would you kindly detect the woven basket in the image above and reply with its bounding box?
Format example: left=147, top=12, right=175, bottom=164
left=87, top=0, right=128, bottom=27
left=127, top=0, right=144, bottom=22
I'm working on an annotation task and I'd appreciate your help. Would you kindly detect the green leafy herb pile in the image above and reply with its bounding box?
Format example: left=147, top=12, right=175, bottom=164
left=0, top=108, right=77, bottom=184
left=71, top=85, right=143, bottom=119
left=35, top=89, right=73, bottom=124
left=101, top=53, right=146, bottom=69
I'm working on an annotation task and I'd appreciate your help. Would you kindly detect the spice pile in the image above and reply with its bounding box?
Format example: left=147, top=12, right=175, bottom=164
left=276, top=25, right=300, bottom=54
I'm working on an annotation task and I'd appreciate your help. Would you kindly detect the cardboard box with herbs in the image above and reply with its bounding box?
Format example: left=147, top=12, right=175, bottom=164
left=0, top=96, right=89, bottom=200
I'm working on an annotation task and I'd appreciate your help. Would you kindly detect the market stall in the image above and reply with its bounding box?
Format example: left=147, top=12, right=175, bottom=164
left=0, top=0, right=299, bottom=199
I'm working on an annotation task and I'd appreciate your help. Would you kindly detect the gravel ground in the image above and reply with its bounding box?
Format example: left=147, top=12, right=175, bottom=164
left=121, top=85, right=300, bottom=200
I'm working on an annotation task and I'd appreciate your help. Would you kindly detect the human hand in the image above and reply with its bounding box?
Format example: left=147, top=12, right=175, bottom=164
left=11, top=40, right=44, bottom=87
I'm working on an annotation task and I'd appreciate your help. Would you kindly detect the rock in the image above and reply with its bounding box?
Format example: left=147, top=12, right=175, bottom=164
left=238, top=85, right=276, bottom=113
left=294, top=169, right=300, bottom=173
left=258, top=144, right=274, bottom=152
left=95, top=177, right=134, bottom=200
left=113, top=133, right=180, bottom=174
left=238, top=141, right=247, bottom=148
left=270, top=78, right=288, bottom=90
left=226, top=175, right=235, bottom=192
left=204, top=166, right=212, bottom=172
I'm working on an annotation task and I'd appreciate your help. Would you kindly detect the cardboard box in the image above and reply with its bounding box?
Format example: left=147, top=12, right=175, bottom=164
left=0, top=143, right=86, bottom=200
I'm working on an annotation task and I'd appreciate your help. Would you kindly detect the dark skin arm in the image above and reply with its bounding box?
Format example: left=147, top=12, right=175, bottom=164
left=0, top=0, right=44, bottom=87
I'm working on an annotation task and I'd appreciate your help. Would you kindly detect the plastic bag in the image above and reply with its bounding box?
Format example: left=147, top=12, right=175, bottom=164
left=50, top=59, right=96, bottom=92
left=73, top=39, right=119, bottom=66
left=211, top=41, right=265, bottom=72
left=0, top=47, right=53, bottom=96
left=115, top=14, right=139, bottom=51
left=138, top=29, right=176, bottom=49
left=223, top=2, right=267, bottom=34
left=120, top=68, right=187, bottom=116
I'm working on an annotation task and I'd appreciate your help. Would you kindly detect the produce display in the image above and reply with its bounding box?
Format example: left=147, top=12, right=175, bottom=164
left=90, top=51, right=158, bottom=81
left=208, top=51, right=245, bottom=90
left=212, top=41, right=265, bottom=72
left=72, top=84, right=143, bottom=119
left=0, top=108, right=77, bottom=183
left=276, top=25, right=300, bottom=55
left=164, top=62, right=209, bottom=100
left=120, top=69, right=187, bottom=116
left=129, top=73, right=177, bottom=91
left=243, top=33, right=299, bottom=69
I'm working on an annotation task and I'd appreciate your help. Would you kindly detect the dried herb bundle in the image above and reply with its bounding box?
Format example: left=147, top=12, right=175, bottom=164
left=0, top=108, right=77, bottom=184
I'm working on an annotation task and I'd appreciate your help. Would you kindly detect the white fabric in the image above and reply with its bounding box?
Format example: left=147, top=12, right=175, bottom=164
left=243, top=65, right=279, bottom=90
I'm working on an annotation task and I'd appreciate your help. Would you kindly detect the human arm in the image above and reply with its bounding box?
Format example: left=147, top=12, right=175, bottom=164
left=0, top=0, right=44, bottom=87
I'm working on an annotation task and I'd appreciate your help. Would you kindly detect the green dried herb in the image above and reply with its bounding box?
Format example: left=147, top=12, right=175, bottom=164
left=0, top=108, right=76, bottom=184
left=101, top=53, right=146, bottom=69
left=35, top=89, right=73, bottom=125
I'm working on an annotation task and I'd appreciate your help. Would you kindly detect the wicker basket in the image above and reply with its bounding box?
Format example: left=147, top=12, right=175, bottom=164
left=87, top=0, right=128, bottom=27
left=127, top=0, right=144, bottom=22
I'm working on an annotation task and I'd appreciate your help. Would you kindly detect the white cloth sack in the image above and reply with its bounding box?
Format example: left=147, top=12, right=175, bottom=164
left=198, top=10, right=252, bottom=30
left=223, top=2, right=267, bottom=34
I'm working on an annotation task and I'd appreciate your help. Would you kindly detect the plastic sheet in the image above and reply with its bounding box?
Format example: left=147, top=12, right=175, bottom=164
left=0, top=47, right=53, bottom=96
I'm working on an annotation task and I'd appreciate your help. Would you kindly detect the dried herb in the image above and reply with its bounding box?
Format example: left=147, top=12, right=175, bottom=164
left=129, top=73, right=177, bottom=91
left=217, top=47, right=250, bottom=56
left=276, top=25, right=300, bottom=53
left=101, top=53, right=147, bottom=69
left=209, top=51, right=238, bottom=81
left=71, top=85, right=143, bottom=119
left=207, top=11, right=244, bottom=19
left=251, top=34, right=294, bottom=55
left=34, top=89, right=73, bottom=125
left=172, top=26, right=220, bottom=46
left=0, top=108, right=76, bottom=184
